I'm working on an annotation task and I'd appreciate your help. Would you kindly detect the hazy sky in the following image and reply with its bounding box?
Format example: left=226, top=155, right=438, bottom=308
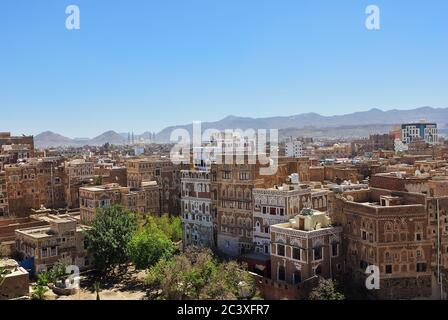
left=1, top=0, right=447, bottom=137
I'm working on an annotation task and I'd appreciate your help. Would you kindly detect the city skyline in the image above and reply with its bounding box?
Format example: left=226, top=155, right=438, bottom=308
left=1, top=0, right=448, bottom=137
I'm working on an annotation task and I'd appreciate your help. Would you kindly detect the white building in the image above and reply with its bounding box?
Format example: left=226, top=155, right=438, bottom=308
left=181, top=169, right=214, bottom=248
left=252, top=181, right=314, bottom=255
left=401, top=121, right=438, bottom=145
left=285, top=140, right=304, bottom=158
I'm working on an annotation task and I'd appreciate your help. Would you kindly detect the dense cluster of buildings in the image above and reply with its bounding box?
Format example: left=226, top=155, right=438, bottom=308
left=1, top=120, right=447, bottom=300
left=0, top=133, right=188, bottom=299
left=177, top=122, right=448, bottom=300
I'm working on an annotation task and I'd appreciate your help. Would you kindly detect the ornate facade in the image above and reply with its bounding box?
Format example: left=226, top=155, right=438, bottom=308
left=270, top=209, right=343, bottom=285
left=126, top=157, right=183, bottom=215
left=252, top=183, right=313, bottom=255
left=4, top=158, right=66, bottom=217
left=181, top=169, right=214, bottom=248
left=329, top=188, right=433, bottom=299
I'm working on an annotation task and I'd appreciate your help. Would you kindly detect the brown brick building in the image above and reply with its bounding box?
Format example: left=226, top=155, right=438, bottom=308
left=329, top=188, right=433, bottom=299
left=64, top=159, right=95, bottom=209
left=79, top=182, right=161, bottom=223
left=270, top=209, right=343, bottom=287
left=0, top=132, right=34, bottom=156
left=126, top=157, right=183, bottom=215
left=4, top=158, right=66, bottom=217
left=15, top=214, right=91, bottom=273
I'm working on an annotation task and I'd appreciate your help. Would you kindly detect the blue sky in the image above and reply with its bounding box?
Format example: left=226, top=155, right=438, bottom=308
left=1, top=0, right=447, bottom=137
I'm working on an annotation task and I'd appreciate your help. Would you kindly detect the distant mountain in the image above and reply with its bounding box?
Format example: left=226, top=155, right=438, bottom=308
left=89, top=130, right=126, bottom=146
left=35, top=130, right=126, bottom=148
left=154, top=107, right=448, bottom=142
left=34, top=107, right=448, bottom=147
left=35, top=131, right=74, bottom=148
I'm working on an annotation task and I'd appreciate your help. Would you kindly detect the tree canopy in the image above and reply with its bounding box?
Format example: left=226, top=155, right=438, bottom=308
left=308, top=278, right=345, bottom=300
left=145, top=248, right=257, bottom=300
left=139, top=214, right=182, bottom=242
left=128, top=223, right=176, bottom=270
left=85, top=205, right=137, bottom=273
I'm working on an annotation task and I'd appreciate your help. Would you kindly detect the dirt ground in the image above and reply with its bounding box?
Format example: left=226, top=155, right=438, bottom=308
left=35, top=266, right=149, bottom=300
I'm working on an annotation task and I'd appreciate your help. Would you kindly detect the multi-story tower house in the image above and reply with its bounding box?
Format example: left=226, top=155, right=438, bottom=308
left=329, top=187, right=433, bottom=299
left=1, top=144, right=33, bottom=163
left=5, top=158, right=66, bottom=217
left=181, top=169, right=214, bottom=247
left=212, top=161, right=262, bottom=256
left=270, top=209, right=343, bottom=285
left=79, top=182, right=161, bottom=223
left=79, top=183, right=130, bottom=223
left=211, top=157, right=284, bottom=257
left=0, top=171, right=8, bottom=217
left=123, top=181, right=161, bottom=216
left=0, top=132, right=34, bottom=157
left=126, top=157, right=183, bottom=215
left=423, top=178, right=448, bottom=299
left=64, top=159, right=95, bottom=209
left=252, top=174, right=332, bottom=255
left=371, top=172, right=448, bottom=298
left=253, top=179, right=313, bottom=255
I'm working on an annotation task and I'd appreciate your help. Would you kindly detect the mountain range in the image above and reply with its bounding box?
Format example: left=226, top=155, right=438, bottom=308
left=34, top=107, right=448, bottom=148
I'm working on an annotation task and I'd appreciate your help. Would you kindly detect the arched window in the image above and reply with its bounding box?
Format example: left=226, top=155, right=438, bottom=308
left=293, top=271, right=302, bottom=285
left=385, top=222, right=393, bottom=232
left=278, top=266, right=286, bottom=281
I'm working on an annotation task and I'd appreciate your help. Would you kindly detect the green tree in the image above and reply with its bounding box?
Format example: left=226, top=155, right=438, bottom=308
left=31, top=285, right=48, bottom=300
left=153, top=215, right=182, bottom=242
left=49, top=262, right=68, bottom=284
left=308, top=278, right=345, bottom=300
left=128, top=226, right=176, bottom=269
left=145, top=248, right=257, bottom=300
left=139, top=215, right=182, bottom=242
left=85, top=205, right=137, bottom=273
left=36, top=272, right=51, bottom=286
